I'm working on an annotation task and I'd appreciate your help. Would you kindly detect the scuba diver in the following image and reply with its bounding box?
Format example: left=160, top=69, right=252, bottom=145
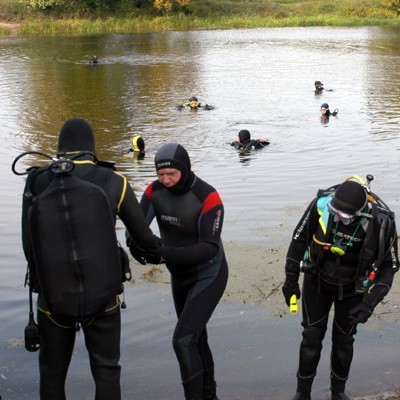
left=122, top=134, right=145, bottom=159
left=89, top=55, right=99, bottom=64
left=177, top=96, right=214, bottom=111
left=230, top=129, right=270, bottom=151
left=17, top=118, right=159, bottom=400
left=127, top=142, right=228, bottom=400
left=282, top=176, right=399, bottom=400
left=314, top=81, right=333, bottom=95
left=320, top=102, right=339, bottom=124
left=314, top=80, right=324, bottom=94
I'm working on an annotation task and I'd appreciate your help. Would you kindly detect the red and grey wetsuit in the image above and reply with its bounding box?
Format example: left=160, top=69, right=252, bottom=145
left=141, top=142, right=228, bottom=400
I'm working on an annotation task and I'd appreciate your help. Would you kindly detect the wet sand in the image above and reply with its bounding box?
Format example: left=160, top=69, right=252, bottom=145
left=130, top=241, right=400, bottom=326
left=127, top=240, right=400, bottom=400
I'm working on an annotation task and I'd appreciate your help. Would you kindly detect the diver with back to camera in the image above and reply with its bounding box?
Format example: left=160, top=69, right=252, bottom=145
left=230, top=129, right=270, bottom=151
left=15, top=118, right=159, bottom=400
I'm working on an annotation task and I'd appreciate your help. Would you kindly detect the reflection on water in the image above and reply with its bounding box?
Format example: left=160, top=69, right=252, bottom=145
left=1, top=26, right=400, bottom=399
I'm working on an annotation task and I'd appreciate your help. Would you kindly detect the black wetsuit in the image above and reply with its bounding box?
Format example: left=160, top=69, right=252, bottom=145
left=141, top=173, right=228, bottom=400
left=285, top=197, right=398, bottom=395
left=22, top=156, right=158, bottom=400
left=231, top=139, right=269, bottom=150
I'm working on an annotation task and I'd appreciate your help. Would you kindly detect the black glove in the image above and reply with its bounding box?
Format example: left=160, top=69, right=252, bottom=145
left=363, top=283, right=390, bottom=308
left=348, top=302, right=374, bottom=325
left=282, top=274, right=301, bottom=306
left=126, top=237, right=147, bottom=265
left=142, top=243, right=174, bottom=265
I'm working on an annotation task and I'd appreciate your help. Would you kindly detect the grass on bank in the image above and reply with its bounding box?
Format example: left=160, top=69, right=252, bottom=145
left=0, top=0, right=399, bottom=35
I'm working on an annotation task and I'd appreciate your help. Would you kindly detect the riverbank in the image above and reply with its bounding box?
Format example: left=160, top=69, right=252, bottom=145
left=0, top=0, right=400, bottom=37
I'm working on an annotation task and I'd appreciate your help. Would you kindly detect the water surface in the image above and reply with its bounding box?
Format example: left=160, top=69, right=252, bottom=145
left=1, top=26, right=400, bottom=399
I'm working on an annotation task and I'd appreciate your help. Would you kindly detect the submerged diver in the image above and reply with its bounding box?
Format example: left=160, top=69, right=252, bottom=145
left=127, top=142, right=228, bottom=400
left=89, top=55, right=99, bottom=64
left=282, top=177, right=399, bottom=400
left=20, top=118, right=159, bottom=400
left=230, top=129, right=270, bottom=150
left=122, top=134, right=145, bottom=158
left=177, top=96, right=214, bottom=111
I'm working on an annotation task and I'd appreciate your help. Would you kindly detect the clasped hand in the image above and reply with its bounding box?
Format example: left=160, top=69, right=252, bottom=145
left=127, top=237, right=166, bottom=265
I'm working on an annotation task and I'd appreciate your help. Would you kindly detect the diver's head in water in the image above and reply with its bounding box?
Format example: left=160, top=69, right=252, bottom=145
left=57, top=117, right=96, bottom=156
left=320, top=103, right=330, bottom=116
left=155, top=142, right=193, bottom=194
left=132, top=135, right=145, bottom=154
left=315, top=80, right=324, bottom=91
left=238, top=129, right=251, bottom=144
left=189, top=96, right=199, bottom=109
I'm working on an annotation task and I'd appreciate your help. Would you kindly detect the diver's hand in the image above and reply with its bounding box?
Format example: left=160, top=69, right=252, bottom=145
left=127, top=237, right=147, bottom=265
left=282, top=274, right=301, bottom=306
left=142, top=243, right=174, bottom=265
left=348, top=302, right=373, bottom=325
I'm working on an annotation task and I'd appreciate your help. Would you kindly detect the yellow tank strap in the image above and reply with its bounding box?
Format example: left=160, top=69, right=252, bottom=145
left=73, top=159, right=95, bottom=165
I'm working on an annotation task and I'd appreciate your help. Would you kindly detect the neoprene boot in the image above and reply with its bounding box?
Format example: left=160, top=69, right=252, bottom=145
left=291, top=392, right=311, bottom=400
left=331, top=393, right=350, bottom=400
left=331, top=375, right=348, bottom=400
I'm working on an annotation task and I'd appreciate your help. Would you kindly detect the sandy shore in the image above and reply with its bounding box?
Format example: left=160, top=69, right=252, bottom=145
left=128, top=241, right=400, bottom=325
left=127, top=241, right=400, bottom=400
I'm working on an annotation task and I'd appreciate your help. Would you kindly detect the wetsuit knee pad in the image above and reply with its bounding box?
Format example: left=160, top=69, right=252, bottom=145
left=172, top=328, right=198, bottom=355
left=302, top=326, right=326, bottom=348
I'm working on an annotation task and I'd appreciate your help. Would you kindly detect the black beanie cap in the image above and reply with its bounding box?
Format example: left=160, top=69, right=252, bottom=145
left=331, top=180, right=368, bottom=215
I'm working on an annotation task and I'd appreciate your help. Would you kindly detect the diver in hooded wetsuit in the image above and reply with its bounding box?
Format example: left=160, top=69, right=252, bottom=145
left=122, top=134, right=145, bottom=160
left=282, top=180, right=399, bottom=400
left=127, top=142, right=228, bottom=400
left=177, top=96, right=214, bottom=111
left=231, top=129, right=270, bottom=150
left=21, top=118, right=159, bottom=400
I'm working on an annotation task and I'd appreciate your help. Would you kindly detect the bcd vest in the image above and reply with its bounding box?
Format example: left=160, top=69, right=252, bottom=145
left=26, top=161, right=123, bottom=317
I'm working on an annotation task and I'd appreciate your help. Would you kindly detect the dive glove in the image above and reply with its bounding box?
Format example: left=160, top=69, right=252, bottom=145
left=348, top=302, right=373, bottom=325
left=126, top=237, right=147, bottom=265
left=141, top=243, right=173, bottom=265
left=282, top=274, right=301, bottom=307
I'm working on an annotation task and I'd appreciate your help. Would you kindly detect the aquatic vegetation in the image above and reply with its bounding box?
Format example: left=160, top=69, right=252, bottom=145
left=142, top=266, right=163, bottom=280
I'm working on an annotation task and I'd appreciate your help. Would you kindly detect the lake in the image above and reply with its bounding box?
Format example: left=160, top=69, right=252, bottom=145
left=1, top=26, right=399, bottom=399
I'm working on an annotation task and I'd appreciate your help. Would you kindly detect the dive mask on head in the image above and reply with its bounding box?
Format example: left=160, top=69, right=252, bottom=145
left=189, top=100, right=199, bottom=109
left=328, top=203, right=355, bottom=225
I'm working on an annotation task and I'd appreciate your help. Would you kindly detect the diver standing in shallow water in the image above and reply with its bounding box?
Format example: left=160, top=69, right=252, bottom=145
left=20, top=118, right=159, bottom=400
left=127, top=142, right=228, bottom=400
left=282, top=177, right=399, bottom=400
